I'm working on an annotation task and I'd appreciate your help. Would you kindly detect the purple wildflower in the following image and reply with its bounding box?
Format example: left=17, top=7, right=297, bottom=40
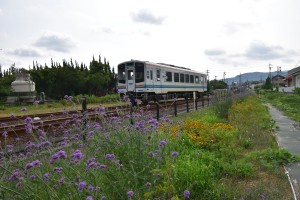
left=171, top=151, right=179, bottom=157
left=99, top=164, right=107, bottom=168
left=148, top=151, right=154, bottom=157
left=25, top=163, right=34, bottom=170
left=159, top=139, right=167, bottom=147
left=50, top=150, right=67, bottom=164
left=86, top=196, right=93, bottom=200
left=105, top=154, right=115, bottom=160
left=10, top=114, right=15, bottom=118
left=43, top=172, right=49, bottom=182
left=59, top=177, right=65, bottom=185
left=183, top=190, right=190, bottom=199
left=88, top=185, right=94, bottom=191
left=9, top=169, right=21, bottom=181
left=29, top=175, right=37, bottom=180
left=98, top=106, right=105, bottom=112
left=31, top=160, right=42, bottom=168
left=127, top=190, right=134, bottom=198
left=21, top=107, right=27, bottom=111
left=25, top=141, right=36, bottom=151
left=24, top=117, right=33, bottom=123
left=67, top=96, right=73, bottom=100
left=78, top=181, right=87, bottom=191
left=53, top=167, right=63, bottom=174
left=37, top=141, right=52, bottom=149
left=101, top=196, right=106, bottom=200
left=33, top=100, right=40, bottom=105
left=2, top=131, right=8, bottom=137
left=95, top=186, right=101, bottom=191
left=260, top=194, right=267, bottom=200
left=71, top=150, right=84, bottom=163
left=16, top=182, right=22, bottom=188
left=146, top=182, right=151, bottom=187
left=1, top=122, right=6, bottom=127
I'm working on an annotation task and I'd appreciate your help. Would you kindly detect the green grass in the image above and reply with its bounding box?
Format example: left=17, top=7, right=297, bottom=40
left=262, top=91, right=300, bottom=123
left=0, top=94, right=125, bottom=117
left=0, top=95, right=297, bottom=199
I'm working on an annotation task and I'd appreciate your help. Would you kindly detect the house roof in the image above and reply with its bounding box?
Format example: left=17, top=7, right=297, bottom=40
left=272, top=74, right=285, bottom=79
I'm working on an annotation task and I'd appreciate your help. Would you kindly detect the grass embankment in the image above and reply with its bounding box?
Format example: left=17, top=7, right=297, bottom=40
left=0, top=95, right=298, bottom=199
left=262, top=91, right=300, bottom=123
left=0, top=94, right=124, bottom=117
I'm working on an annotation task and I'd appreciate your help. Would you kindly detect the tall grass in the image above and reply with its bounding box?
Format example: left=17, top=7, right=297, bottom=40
left=0, top=95, right=297, bottom=199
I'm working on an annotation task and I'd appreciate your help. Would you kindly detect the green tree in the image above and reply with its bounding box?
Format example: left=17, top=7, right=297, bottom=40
left=263, top=77, right=273, bottom=90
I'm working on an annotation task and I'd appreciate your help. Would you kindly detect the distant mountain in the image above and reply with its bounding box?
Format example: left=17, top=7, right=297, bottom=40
left=225, top=71, right=288, bottom=84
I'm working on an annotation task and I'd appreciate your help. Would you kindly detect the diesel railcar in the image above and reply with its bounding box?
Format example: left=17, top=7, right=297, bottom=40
left=117, top=60, right=207, bottom=101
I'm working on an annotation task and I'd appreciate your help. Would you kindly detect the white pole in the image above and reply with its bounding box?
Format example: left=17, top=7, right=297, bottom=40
left=193, top=91, right=196, bottom=111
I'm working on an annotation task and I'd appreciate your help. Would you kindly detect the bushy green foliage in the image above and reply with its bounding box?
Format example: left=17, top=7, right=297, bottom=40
left=250, top=148, right=300, bottom=169
left=294, top=87, right=300, bottom=95
left=263, top=92, right=300, bottom=122
left=1, top=56, right=117, bottom=100
left=211, top=99, right=232, bottom=119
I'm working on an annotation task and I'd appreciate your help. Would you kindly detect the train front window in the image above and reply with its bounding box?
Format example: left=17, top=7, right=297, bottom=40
left=135, top=62, right=144, bottom=83
left=128, top=70, right=134, bottom=80
left=118, top=64, right=125, bottom=84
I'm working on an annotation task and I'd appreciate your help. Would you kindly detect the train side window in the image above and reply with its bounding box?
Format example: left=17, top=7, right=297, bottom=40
left=180, top=74, right=184, bottom=83
left=156, top=70, right=160, bottom=81
left=185, top=74, right=189, bottom=83
left=166, top=71, right=172, bottom=82
left=150, top=70, right=153, bottom=80
left=146, top=71, right=149, bottom=79
left=190, top=75, right=194, bottom=83
left=195, top=76, right=199, bottom=83
left=200, top=76, right=204, bottom=83
left=174, top=73, right=179, bottom=82
left=128, top=70, right=134, bottom=80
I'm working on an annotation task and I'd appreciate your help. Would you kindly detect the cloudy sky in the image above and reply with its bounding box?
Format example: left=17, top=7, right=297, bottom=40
left=1, top=0, right=300, bottom=79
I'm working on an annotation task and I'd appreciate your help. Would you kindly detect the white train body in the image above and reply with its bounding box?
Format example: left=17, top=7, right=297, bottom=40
left=117, top=60, right=207, bottom=99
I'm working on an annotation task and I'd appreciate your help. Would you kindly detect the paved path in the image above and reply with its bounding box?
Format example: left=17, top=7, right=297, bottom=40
left=267, top=104, right=300, bottom=198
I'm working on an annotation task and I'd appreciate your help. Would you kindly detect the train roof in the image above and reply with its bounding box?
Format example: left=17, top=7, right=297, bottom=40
left=119, top=60, right=205, bottom=74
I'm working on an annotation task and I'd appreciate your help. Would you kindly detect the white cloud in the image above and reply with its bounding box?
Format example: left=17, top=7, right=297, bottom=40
left=131, top=9, right=166, bottom=25
left=33, top=32, right=76, bottom=53
left=245, top=41, right=285, bottom=60
left=223, top=22, right=257, bottom=35
left=204, top=49, right=226, bottom=56
left=10, top=48, right=42, bottom=57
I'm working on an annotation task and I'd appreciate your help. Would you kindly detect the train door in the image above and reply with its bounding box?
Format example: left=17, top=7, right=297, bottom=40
left=149, top=69, right=154, bottom=92
left=126, top=68, right=135, bottom=92
left=155, top=69, right=162, bottom=94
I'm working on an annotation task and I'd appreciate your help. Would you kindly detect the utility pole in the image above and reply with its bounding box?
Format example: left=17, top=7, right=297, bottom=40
left=277, top=66, right=281, bottom=75
left=206, top=70, right=209, bottom=81
left=239, top=73, right=242, bottom=93
left=223, top=72, right=226, bottom=82
left=269, top=64, right=273, bottom=84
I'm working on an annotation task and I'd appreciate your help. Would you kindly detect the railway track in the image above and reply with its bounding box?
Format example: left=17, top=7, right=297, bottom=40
left=0, top=97, right=211, bottom=148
